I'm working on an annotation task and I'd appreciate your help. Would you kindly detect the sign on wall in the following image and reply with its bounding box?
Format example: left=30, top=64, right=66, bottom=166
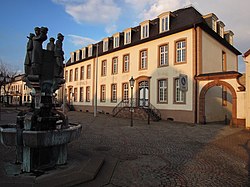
left=179, top=74, right=188, bottom=91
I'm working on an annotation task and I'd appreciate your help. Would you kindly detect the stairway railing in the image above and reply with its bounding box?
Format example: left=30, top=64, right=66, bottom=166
left=112, top=98, right=161, bottom=121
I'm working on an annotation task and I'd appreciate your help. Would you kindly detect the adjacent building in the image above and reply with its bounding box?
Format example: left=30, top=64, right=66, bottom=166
left=244, top=50, right=250, bottom=129
left=64, top=6, right=244, bottom=125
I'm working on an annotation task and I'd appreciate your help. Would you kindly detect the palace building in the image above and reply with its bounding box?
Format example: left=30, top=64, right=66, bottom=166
left=65, top=6, right=245, bottom=125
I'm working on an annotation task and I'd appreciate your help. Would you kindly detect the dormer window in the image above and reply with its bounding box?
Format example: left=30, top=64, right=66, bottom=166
left=70, top=52, right=75, bottom=63
left=224, top=30, right=234, bottom=45
left=103, top=38, right=109, bottom=52
left=113, top=33, right=120, bottom=48
left=124, top=28, right=131, bottom=45
left=76, top=50, right=80, bottom=61
left=82, top=47, right=86, bottom=59
left=203, top=13, right=218, bottom=32
left=88, top=44, right=93, bottom=57
left=158, top=12, right=170, bottom=33
left=217, top=21, right=225, bottom=38
left=140, top=20, right=150, bottom=39
left=212, top=17, right=217, bottom=32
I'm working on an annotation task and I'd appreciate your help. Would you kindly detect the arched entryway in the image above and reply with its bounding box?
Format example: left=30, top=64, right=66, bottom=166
left=199, top=80, right=237, bottom=125
left=135, top=76, right=151, bottom=107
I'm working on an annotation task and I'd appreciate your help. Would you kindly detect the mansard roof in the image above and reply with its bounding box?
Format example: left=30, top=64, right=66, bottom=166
left=67, top=6, right=241, bottom=66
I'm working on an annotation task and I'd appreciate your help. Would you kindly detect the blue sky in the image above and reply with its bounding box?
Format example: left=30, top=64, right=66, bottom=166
left=0, top=0, right=249, bottom=73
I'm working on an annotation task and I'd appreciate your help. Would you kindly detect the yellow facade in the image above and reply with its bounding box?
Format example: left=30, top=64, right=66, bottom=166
left=65, top=7, right=242, bottom=124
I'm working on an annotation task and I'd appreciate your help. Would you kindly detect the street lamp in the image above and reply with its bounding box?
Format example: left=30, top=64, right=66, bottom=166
left=129, top=76, right=135, bottom=127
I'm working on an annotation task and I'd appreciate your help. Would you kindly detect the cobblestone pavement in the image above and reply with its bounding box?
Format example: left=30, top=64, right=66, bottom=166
left=1, top=108, right=250, bottom=186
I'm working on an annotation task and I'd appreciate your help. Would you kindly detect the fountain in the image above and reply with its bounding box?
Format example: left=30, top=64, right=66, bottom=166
left=0, top=27, right=103, bottom=186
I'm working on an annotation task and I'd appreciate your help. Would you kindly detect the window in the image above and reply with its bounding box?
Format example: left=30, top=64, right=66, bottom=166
left=122, top=83, right=129, bottom=102
left=229, top=35, right=233, bottom=45
left=141, top=24, right=149, bottom=39
left=158, top=79, right=167, bottom=103
left=87, top=65, right=91, bottom=79
left=212, top=18, right=217, bottom=32
left=222, top=51, right=226, bottom=71
left=103, top=39, right=109, bottom=52
left=114, top=36, right=119, bottom=48
left=123, top=54, right=129, bottom=72
left=88, top=45, right=92, bottom=57
left=159, top=44, right=169, bottom=66
left=80, top=87, right=84, bottom=102
left=174, top=78, right=185, bottom=103
left=80, top=66, right=84, bottom=80
left=112, top=57, right=118, bottom=74
left=24, top=95, right=26, bottom=102
left=86, top=86, right=90, bottom=102
left=140, top=49, right=148, bottom=70
left=76, top=50, right=80, bottom=61
left=70, top=52, right=75, bottom=63
left=101, top=60, right=107, bottom=76
left=74, top=87, right=78, bottom=102
left=82, top=48, right=86, bottom=59
left=69, top=69, right=73, bottom=82
left=100, top=85, right=106, bottom=102
left=74, top=68, right=78, bottom=81
left=124, top=31, right=131, bottom=45
left=176, top=40, right=186, bottom=63
left=111, top=84, right=117, bottom=102
left=65, top=70, right=68, bottom=82
left=161, top=16, right=169, bottom=32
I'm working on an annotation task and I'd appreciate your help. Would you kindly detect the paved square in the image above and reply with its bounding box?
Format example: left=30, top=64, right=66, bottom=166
left=1, top=108, right=250, bottom=186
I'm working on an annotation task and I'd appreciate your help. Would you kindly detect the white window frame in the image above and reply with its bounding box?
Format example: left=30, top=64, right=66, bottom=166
left=100, top=85, right=106, bottom=102
left=124, top=31, right=131, bottom=45
left=123, top=54, right=129, bottom=72
left=112, top=57, right=118, bottom=74
left=101, top=60, right=107, bottom=76
left=123, top=83, right=129, bottom=102
left=82, top=48, right=86, bottom=59
left=161, top=16, right=169, bottom=33
left=103, top=39, right=109, bottom=52
left=158, top=79, right=167, bottom=103
left=113, top=33, right=120, bottom=48
left=88, top=45, right=93, bottom=57
left=159, top=44, right=169, bottom=66
left=141, top=24, right=149, bottom=39
left=76, top=50, right=80, bottom=61
left=111, top=84, right=117, bottom=102
left=70, top=52, right=75, bottom=63
left=87, top=65, right=91, bottom=79
left=140, top=50, right=147, bottom=69
left=175, top=78, right=185, bottom=103
left=176, top=40, right=186, bottom=63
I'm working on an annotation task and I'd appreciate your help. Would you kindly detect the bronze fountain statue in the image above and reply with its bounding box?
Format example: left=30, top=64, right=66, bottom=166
left=1, top=27, right=82, bottom=173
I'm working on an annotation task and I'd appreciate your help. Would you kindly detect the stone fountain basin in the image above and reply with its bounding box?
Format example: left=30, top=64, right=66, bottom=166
left=0, top=123, right=82, bottom=147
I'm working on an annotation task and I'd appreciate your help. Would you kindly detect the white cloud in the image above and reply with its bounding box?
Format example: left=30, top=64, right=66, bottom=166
left=53, top=0, right=121, bottom=24
left=125, top=0, right=191, bottom=20
left=68, top=34, right=96, bottom=46
left=105, top=24, right=117, bottom=35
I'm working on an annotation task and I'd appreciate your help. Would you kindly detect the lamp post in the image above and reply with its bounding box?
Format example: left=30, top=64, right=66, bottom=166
left=129, top=76, right=135, bottom=127
left=0, top=73, right=4, bottom=120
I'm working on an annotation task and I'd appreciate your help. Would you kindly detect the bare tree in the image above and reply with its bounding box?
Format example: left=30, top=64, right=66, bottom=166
left=0, top=58, right=18, bottom=96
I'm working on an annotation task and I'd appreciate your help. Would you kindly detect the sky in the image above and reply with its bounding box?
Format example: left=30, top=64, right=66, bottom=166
left=0, top=0, right=249, bottom=73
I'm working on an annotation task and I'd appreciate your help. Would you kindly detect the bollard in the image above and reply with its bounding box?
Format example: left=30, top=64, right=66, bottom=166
left=16, top=115, right=25, bottom=164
